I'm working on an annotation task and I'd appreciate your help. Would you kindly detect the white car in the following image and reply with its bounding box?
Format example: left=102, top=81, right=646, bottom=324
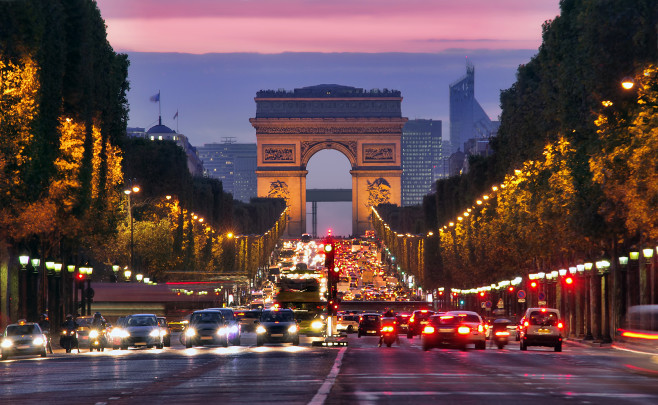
left=337, top=314, right=359, bottom=333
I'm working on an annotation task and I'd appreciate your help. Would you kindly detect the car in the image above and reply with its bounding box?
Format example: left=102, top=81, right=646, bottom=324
left=337, top=313, right=359, bottom=333
left=110, top=316, right=128, bottom=349
left=185, top=310, right=229, bottom=348
left=615, top=305, right=658, bottom=374
left=357, top=313, right=381, bottom=337
left=208, top=308, right=241, bottom=345
left=1, top=320, right=48, bottom=359
left=395, top=313, right=411, bottom=333
left=157, top=317, right=171, bottom=347
left=407, top=309, right=436, bottom=338
left=115, top=314, right=164, bottom=349
left=421, top=311, right=486, bottom=351
left=294, top=310, right=325, bottom=336
left=74, top=316, right=94, bottom=348
left=519, top=307, right=563, bottom=352
left=256, top=308, right=299, bottom=346
left=235, top=309, right=261, bottom=332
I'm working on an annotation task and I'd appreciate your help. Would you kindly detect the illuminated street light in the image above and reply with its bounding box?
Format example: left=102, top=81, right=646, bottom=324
left=621, top=76, right=634, bottom=90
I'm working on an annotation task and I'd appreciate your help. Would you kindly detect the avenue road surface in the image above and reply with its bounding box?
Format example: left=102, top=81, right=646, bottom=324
left=1, top=333, right=657, bottom=405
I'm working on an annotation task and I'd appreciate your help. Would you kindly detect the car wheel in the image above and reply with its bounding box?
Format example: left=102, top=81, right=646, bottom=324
left=257, top=337, right=263, bottom=347
left=347, top=326, right=354, bottom=333
left=407, top=332, right=413, bottom=339
left=292, top=337, right=300, bottom=346
left=41, top=349, right=47, bottom=357
left=476, top=341, right=486, bottom=350
left=520, top=341, right=527, bottom=351
left=554, top=343, right=562, bottom=352
left=497, top=343, right=504, bottom=350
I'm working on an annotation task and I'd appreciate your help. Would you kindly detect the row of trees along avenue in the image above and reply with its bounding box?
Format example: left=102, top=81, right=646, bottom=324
left=374, top=0, right=658, bottom=340
left=0, top=1, right=286, bottom=329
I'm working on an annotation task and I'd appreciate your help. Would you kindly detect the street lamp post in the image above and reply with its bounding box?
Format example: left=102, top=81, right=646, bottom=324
left=596, top=260, right=611, bottom=343
left=576, top=264, right=585, bottom=337
left=584, top=262, right=594, bottom=340
left=124, top=180, right=140, bottom=275
left=18, top=255, right=29, bottom=319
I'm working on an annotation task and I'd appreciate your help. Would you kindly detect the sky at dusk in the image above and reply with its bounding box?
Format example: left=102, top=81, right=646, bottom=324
left=95, top=0, right=562, bottom=237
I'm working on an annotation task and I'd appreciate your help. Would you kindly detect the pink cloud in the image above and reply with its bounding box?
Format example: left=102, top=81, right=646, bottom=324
left=97, top=0, right=560, bottom=53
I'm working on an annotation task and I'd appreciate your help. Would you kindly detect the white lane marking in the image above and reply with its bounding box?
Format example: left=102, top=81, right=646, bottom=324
left=307, top=346, right=347, bottom=405
left=355, top=391, right=657, bottom=399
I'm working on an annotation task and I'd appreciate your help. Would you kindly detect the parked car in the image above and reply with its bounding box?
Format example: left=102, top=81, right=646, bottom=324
left=1, top=320, right=47, bottom=359
left=519, top=307, right=563, bottom=352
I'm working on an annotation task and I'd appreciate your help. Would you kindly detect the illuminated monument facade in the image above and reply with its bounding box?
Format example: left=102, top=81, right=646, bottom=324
left=250, top=84, right=407, bottom=237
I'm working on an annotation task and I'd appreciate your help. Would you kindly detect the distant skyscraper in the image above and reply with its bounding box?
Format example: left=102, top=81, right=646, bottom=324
left=402, top=119, right=442, bottom=206
left=197, top=140, right=257, bottom=203
left=449, top=62, right=500, bottom=154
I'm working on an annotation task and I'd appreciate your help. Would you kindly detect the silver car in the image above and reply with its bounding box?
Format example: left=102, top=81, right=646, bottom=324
left=117, top=314, right=163, bottom=349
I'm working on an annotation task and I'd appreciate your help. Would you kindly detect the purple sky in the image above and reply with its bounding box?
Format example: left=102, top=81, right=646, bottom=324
left=94, top=0, right=561, bottom=236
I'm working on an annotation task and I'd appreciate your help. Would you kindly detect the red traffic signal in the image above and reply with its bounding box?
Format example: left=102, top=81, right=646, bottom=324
left=479, top=292, right=485, bottom=297
left=508, top=287, right=515, bottom=292
left=76, top=273, right=85, bottom=281
left=565, top=277, right=574, bottom=285
left=530, top=281, right=537, bottom=288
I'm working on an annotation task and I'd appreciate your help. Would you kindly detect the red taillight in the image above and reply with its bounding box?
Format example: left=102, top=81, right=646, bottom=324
left=495, top=331, right=510, bottom=337
left=477, top=325, right=484, bottom=333
left=422, top=326, right=435, bottom=334
left=524, top=321, right=529, bottom=327
left=381, top=326, right=394, bottom=333
left=457, top=326, right=470, bottom=335
left=557, top=322, right=564, bottom=329
left=409, top=316, right=415, bottom=323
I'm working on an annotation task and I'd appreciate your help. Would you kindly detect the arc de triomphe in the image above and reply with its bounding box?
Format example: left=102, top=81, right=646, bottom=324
left=250, top=84, right=407, bottom=237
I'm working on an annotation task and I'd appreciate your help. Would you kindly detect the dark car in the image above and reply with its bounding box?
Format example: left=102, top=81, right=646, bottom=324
left=235, top=309, right=261, bottom=332
left=208, top=308, right=241, bottom=345
left=1, top=321, right=47, bottom=359
left=185, top=310, right=228, bottom=348
left=117, top=314, right=163, bottom=349
left=256, top=308, right=299, bottom=346
left=407, top=309, right=436, bottom=338
left=421, top=311, right=486, bottom=351
left=395, top=313, right=411, bottom=333
left=357, top=313, right=381, bottom=337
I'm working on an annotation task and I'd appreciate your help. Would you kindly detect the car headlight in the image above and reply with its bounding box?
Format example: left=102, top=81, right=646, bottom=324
left=229, top=325, right=238, bottom=334
left=149, top=329, right=161, bottom=338
left=33, top=337, right=45, bottom=346
left=217, top=327, right=227, bottom=336
left=256, top=325, right=266, bottom=334
left=111, top=328, right=129, bottom=338
left=185, top=328, right=197, bottom=337
left=288, top=325, right=298, bottom=334
left=89, top=330, right=99, bottom=339
left=1, top=339, right=13, bottom=348
left=311, top=321, right=323, bottom=330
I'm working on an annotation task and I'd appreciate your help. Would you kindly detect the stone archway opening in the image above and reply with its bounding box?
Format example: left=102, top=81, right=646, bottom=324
left=306, top=149, right=352, bottom=238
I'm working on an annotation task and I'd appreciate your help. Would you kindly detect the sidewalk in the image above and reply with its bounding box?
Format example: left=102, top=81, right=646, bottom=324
left=565, top=337, right=612, bottom=348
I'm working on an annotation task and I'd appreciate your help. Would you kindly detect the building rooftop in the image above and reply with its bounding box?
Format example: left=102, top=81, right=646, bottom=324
left=256, top=84, right=401, bottom=98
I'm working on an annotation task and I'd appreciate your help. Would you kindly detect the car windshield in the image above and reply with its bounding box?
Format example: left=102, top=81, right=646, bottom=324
left=261, top=311, right=294, bottom=322
left=127, top=316, right=157, bottom=326
left=6, top=325, right=37, bottom=336
left=191, top=312, right=223, bottom=324
left=218, top=310, right=234, bottom=320
left=361, top=315, right=380, bottom=323
left=76, top=318, right=93, bottom=327
left=414, top=311, right=433, bottom=319
left=529, top=311, right=559, bottom=326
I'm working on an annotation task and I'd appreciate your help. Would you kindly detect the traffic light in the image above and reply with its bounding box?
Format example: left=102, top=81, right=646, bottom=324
left=324, top=240, right=334, bottom=272
left=530, top=281, right=537, bottom=288
left=565, top=276, right=574, bottom=285
left=327, top=298, right=339, bottom=315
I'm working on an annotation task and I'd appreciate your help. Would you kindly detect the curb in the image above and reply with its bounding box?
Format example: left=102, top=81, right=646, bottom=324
left=565, top=338, right=611, bottom=348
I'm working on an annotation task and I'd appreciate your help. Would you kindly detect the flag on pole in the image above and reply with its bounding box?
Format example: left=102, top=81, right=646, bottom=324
left=173, top=110, right=178, bottom=120
left=150, top=92, right=160, bottom=102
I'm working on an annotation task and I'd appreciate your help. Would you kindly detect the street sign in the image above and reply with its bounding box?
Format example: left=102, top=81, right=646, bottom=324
left=538, top=292, right=546, bottom=301
left=517, top=290, right=526, bottom=299
left=481, top=302, right=486, bottom=308
left=485, top=300, right=492, bottom=309
left=518, top=298, right=526, bottom=303
left=538, top=300, right=547, bottom=306
left=497, top=298, right=504, bottom=308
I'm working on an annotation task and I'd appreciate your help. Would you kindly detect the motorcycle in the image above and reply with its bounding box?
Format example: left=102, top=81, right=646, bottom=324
left=379, top=318, right=399, bottom=347
left=491, top=319, right=511, bottom=350
left=88, top=328, right=106, bottom=352
left=60, top=328, right=79, bottom=353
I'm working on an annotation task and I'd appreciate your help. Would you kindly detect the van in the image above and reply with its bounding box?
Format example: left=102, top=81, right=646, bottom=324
left=519, top=307, right=563, bottom=352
